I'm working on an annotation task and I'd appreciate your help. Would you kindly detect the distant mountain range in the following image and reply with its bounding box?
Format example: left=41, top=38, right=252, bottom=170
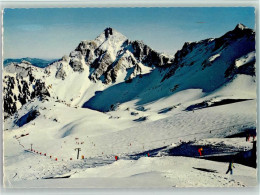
left=3, top=57, right=57, bottom=68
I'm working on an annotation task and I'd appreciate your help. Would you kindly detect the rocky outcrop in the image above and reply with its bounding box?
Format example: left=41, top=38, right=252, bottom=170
left=102, top=51, right=143, bottom=84
left=55, top=63, right=67, bottom=80
left=3, top=65, right=50, bottom=119
left=69, top=51, right=84, bottom=72
left=3, top=76, right=17, bottom=118
left=31, top=80, right=50, bottom=99
left=225, top=52, right=256, bottom=78
left=104, top=27, right=113, bottom=38
left=131, top=40, right=171, bottom=67
left=90, top=52, right=114, bottom=82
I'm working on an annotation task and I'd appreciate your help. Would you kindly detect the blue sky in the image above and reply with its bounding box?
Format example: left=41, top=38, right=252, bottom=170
left=3, top=7, right=255, bottom=59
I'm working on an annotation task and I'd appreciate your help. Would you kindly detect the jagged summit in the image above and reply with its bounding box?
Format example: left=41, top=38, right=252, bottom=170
left=235, top=23, right=248, bottom=30
left=104, top=27, right=113, bottom=37
left=231, top=23, right=254, bottom=36
left=95, top=27, right=127, bottom=42
left=72, top=27, right=172, bottom=84
left=227, top=23, right=254, bottom=37
left=78, top=27, right=128, bottom=50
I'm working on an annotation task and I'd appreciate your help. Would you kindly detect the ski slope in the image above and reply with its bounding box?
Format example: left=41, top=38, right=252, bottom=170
left=3, top=92, right=257, bottom=187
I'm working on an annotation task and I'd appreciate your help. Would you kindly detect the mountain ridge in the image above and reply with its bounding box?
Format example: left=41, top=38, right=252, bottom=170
left=3, top=24, right=256, bottom=118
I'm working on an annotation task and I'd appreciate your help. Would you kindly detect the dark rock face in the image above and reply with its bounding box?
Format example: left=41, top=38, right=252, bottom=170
left=105, top=53, right=140, bottom=84
left=171, top=41, right=202, bottom=66
left=236, top=61, right=255, bottom=76
left=68, top=51, right=85, bottom=72
left=69, top=59, right=84, bottom=72
left=3, top=76, right=17, bottom=118
left=185, top=99, right=251, bottom=112
left=3, top=74, right=50, bottom=119
left=31, top=80, right=50, bottom=99
left=105, top=27, right=113, bottom=38
left=131, top=41, right=171, bottom=67
left=55, top=64, right=67, bottom=80
left=75, top=41, right=98, bottom=62
left=90, top=52, right=114, bottom=82
left=18, top=80, right=30, bottom=105
left=225, top=57, right=255, bottom=78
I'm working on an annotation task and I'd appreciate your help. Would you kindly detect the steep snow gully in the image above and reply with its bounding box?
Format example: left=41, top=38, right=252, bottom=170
left=3, top=24, right=257, bottom=187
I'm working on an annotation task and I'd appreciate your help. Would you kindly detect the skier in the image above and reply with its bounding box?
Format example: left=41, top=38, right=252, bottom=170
left=115, top=156, right=118, bottom=161
left=226, top=160, right=235, bottom=175
left=198, top=147, right=203, bottom=156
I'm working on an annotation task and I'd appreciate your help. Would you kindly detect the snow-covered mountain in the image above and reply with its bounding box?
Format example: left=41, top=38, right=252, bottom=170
left=83, top=24, right=255, bottom=111
left=3, top=24, right=257, bottom=187
left=163, top=23, right=255, bottom=81
left=3, top=27, right=173, bottom=119
left=72, top=27, right=173, bottom=83
left=3, top=24, right=255, bottom=119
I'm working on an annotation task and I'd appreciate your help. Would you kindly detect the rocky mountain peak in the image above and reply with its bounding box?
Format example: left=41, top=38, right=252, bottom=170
left=72, top=28, right=172, bottom=84
left=235, top=23, right=248, bottom=30
left=94, top=27, right=128, bottom=45
left=104, top=27, right=114, bottom=38
left=223, top=23, right=254, bottom=39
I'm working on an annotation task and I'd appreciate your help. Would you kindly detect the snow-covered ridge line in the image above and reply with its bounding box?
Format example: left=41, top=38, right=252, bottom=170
left=162, top=23, right=255, bottom=81
left=3, top=24, right=256, bottom=119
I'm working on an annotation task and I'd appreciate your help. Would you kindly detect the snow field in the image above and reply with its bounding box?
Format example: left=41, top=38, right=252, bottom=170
left=3, top=96, right=256, bottom=187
